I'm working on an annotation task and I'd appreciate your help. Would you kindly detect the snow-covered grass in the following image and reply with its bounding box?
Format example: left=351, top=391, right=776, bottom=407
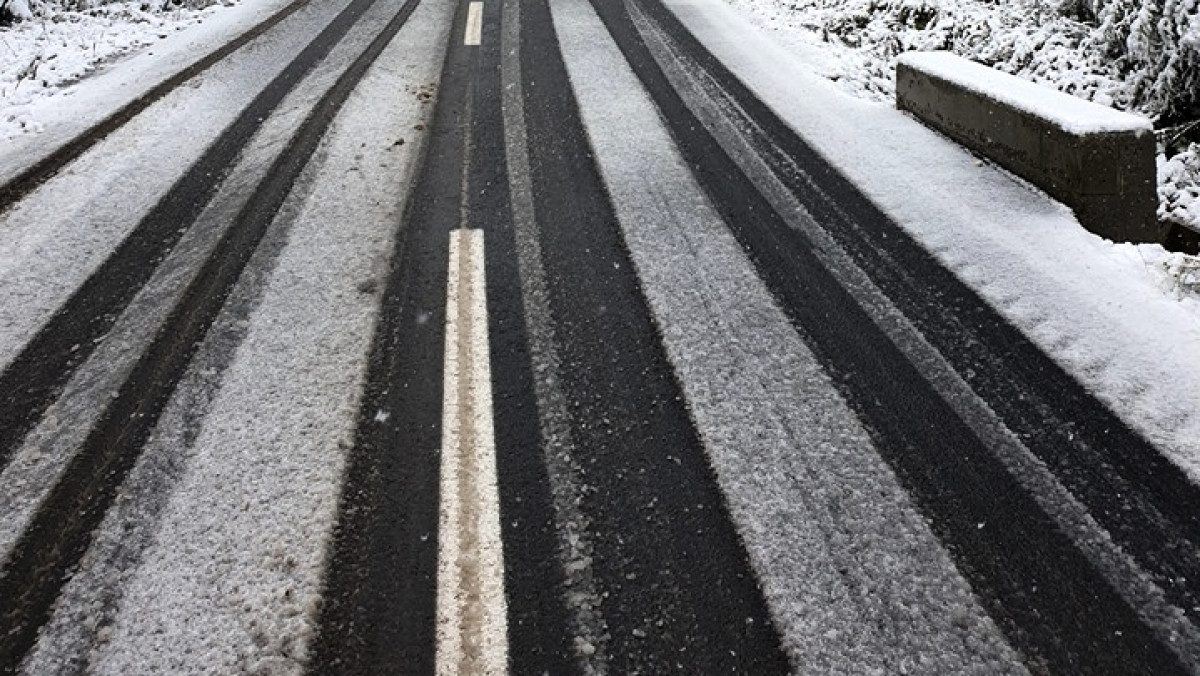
left=0, top=0, right=233, bottom=139
left=722, top=0, right=1200, bottom=244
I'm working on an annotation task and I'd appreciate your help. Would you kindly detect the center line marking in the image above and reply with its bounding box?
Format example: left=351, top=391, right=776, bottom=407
left=464, top=2, right=483, bottom=46
left=436, top=228, right=509, bottom=675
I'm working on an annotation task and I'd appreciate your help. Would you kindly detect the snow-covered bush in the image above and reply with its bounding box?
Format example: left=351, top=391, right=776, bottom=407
left=777, top=0, right=1198, bottom=122
left=1090, top=0, right=1200, bottom=121
left=1161, top=143, right=1200, bottom=228
left=1, top=0, right=224, bottom=24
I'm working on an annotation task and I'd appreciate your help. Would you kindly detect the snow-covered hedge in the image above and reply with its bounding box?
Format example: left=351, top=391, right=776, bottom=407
left=778, top=0, right=1198, bottom=122
left=0, top=0, right=34, bottom=22
left=1090, top=0, right=1200, bottom=123
left=1, top=0, right=225, bottom=25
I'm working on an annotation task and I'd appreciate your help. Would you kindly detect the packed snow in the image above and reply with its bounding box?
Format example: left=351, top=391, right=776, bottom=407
left=721, top=0, right=1200, bottom=242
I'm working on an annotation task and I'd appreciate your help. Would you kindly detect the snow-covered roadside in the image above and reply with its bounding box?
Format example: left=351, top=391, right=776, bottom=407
left=1, top=0, right=220, bottom=141
left=713, top=0, right=1200, bottom=342
left=668, top=0, right=1200, bottom=476
left=0, top=0, right=294, bottom=177
left=720, top=0, right=1200, bottom=243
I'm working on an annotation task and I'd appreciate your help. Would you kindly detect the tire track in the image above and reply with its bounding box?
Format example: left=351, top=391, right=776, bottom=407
left=306, top=0, right=473, bottom=669
left=0, top=0, right=380, bottom=463
left=0, top=0, right=423, bottom=668
left=506, top=0, right=792, bottom=670
left=0, top=0, right=312, bottom=215
left=598, top=0, right=1199, bottom=670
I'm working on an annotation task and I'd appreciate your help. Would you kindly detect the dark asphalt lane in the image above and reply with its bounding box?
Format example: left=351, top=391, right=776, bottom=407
left=4, top=0, right=1200, bottom=670
left=469, top=0, right=578, bottom=671
left=307, top=0, right=465, bottom=672
left=513, top=0, right=792, bottom=672
left=315, top=0, right=790, bottom=670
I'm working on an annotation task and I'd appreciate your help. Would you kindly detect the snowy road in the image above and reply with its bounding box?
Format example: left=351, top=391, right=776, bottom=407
left=1, top=0, right=1199, bottom=672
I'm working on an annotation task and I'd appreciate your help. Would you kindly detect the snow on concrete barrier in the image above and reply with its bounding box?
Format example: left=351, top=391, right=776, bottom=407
left=896, top=51, right=1162, bottom=244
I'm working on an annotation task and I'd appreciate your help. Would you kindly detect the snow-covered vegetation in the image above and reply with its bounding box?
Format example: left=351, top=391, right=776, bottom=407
left=1, top=0, right=224, bottom=24
left=0, top=0, right=231, bottom=138
left=726, top=0, right=1200, bottom=242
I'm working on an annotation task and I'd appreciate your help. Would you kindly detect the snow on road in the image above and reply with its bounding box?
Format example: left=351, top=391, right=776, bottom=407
left=554, top=0, right=1028, bottom=670
left=1, top=0, right=1199, bottom=668
left=17, top=0, right=451, bottom=669
left=680, top=0, right=1200, bottom=475
left=0, top=0, right=353, bottom=375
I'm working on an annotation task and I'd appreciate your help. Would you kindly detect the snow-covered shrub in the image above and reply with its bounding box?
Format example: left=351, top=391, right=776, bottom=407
left=1, top=0, right=37, bottom=25
left=1, top=0, right=224, bottom=23
left=1090, top=0, right=1200, bottom=121
left=797, top=0, right=1126, bottom=104
left=785, top=0, right=1198, bottom=120
left=1161, top=143, right=1200, bottom=228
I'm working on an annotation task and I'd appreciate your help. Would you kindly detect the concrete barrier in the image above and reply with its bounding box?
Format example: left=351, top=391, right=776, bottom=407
left=896, top=51, right=1163, bottom=243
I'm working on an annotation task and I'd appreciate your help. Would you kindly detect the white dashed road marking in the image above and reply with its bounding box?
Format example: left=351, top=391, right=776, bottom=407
left=464, top=2, right=483, bottom=45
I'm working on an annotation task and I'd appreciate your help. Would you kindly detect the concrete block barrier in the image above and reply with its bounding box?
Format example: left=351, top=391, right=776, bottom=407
left=896, top=51, right=1163, bottom=243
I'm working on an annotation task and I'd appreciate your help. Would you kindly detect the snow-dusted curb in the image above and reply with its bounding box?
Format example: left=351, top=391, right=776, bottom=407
left=896, top=50, right=1159, bottom=243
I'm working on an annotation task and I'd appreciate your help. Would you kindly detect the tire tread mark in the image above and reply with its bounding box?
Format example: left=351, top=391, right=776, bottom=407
left=0, top=0, right=314, bottom=214
left=0, top=2, right=421, bottom=669
left=639, top=0, right=1200, bottom=630
left=518, top=0, right=792, bottom=671
left=306, top=1, right=469, bottom=671
left=591, top=0, right=1190, bottom=671
left=470, top=0, right=579, bottom=670
left=0, top=0, right=378, bottom=466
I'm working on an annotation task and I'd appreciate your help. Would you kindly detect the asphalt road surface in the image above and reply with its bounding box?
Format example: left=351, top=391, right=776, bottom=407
left=1, top=0, right=1198, bottom=673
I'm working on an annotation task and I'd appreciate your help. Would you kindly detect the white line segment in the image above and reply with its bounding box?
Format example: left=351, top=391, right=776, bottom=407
left=436, top=228, right=509, bottom=676
left=464, top=2, right=483, bottom=45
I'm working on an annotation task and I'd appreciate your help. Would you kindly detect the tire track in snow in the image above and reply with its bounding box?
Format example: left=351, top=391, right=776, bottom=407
left=498, top=0, right=610, bottom=668
left=0, top=0, right=379, bottom=464
left=0, top=0, right=313, bottom=215
left=0, top=0, right=424, bottom=666
left=603, top=0, right=1200, bottom=670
